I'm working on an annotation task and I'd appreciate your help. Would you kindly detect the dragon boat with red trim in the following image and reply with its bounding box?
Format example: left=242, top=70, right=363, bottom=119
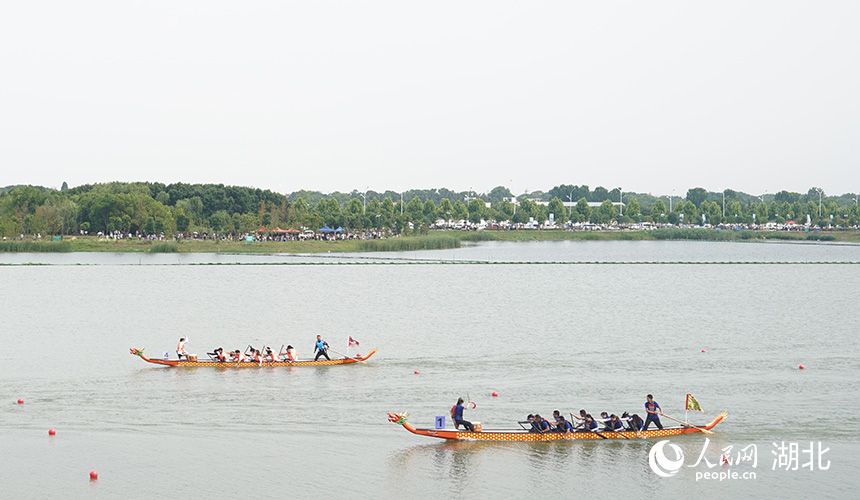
left=387, top=411, right=727, bottom=441
left=129, top=347, right=377, bottom=367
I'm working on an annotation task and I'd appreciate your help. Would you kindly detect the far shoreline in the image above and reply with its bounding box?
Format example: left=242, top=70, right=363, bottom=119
left=2, top=228, right=859, bottom=254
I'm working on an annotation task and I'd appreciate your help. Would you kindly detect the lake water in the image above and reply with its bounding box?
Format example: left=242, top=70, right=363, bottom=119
left=1, top=241, right=858, bottom=499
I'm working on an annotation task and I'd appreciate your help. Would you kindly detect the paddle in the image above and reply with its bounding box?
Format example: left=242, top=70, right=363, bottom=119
left=610, top=422, right=630, bottom=439
left=329, top=348, right=366, bottom=364
left=467, top=393, right=477, bottom=410
left=660, top=411, right=715, bottom=435
left=591, top=428, right=608, bottom=439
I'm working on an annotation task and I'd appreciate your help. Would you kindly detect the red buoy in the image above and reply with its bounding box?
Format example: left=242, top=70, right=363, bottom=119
left=414, top=370, right=419, bottom=375
left=701, top=349, right=706, bottom=353
left=48, top=429, right=56, bottom=436
left=799, top=365, right=805, bottom=370
left=492, top=392, right=499, bottom=397
left=89, top=470, right=98, bottom=480
left=17, top=399, right=23, bottom=404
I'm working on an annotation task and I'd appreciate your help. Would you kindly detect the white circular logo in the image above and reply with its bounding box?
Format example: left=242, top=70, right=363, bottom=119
left=649, top=440, right=685, bottom=477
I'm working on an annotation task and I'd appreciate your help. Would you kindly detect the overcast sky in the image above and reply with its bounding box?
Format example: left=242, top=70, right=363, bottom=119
left=2, top=1, right=858, bottom=197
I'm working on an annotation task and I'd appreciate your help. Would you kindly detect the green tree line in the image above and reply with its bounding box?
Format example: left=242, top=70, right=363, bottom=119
left=1, top=182, right=858, bottom=237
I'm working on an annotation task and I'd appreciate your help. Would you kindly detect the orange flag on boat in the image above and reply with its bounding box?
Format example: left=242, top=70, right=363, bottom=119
left=349, top=336, right=360, bottom=347
left=686, top=394, right=704, bottom=413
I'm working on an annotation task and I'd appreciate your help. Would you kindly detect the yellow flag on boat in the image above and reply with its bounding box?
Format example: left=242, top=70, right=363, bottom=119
left=686, top=394, right=704, bottom=413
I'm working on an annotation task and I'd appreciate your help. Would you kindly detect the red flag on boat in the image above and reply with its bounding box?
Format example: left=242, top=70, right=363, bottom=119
left=349, top=336, right=360, bottom=347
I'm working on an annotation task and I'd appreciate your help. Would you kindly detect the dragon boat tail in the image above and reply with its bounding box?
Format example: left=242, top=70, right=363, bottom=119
left=387, top=410, right=726, bottom=441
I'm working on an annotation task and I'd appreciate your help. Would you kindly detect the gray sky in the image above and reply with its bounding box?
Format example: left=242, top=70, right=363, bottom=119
left=2, top=1, right=858, bottom=197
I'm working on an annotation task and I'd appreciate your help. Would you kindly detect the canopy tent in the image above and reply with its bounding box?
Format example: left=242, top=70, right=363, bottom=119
left=318, top=226, right=335, bottom=233
left=272, top=227, right=289, bottom=233
left=286, top=228, right=301, bottom=234
left=334, top=227, right=344, bottom=233
left=256, top=227, right=267, bottom=233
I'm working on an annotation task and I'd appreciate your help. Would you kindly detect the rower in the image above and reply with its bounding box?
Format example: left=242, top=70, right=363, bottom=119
left=215, top=347, right=226, bottom=362
left=576, top=414, right=599, bottom=433
left=571, top=409, right=587, bottom=429
left=608, top=414, right=625, bottom=433
left=622, top=411, right=644, bottom=432
left=284, top=345, right=297, bottom=361
left=176, top=337, right=188, bottom=360
left=598, top=411, right=612, bottom=431
left=533, top=413, right=551, bottom=434
left=551, top=410, right=562, bottom=426
left=265, top=347, right=277, bottom=363
left=556, top=415, right=574, bottom=433
left=252, top=349, right=263, bottom=366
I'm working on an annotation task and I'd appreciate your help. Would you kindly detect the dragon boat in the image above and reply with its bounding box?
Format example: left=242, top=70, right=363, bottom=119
left=387, top=410, right=727, bottom=441
left=130, top=347, right=377, bottom=367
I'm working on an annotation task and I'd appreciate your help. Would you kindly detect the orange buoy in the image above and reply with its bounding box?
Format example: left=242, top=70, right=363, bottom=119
left=17, top=399, right=23, bottom=404
left=492, top=392, right=499, bottom=397
left=89, top=470, right=98, bottom=480
left=48, top=429, right=56, bottom=436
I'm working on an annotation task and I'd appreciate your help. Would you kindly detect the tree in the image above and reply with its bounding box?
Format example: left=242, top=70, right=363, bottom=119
left=680, top=201, right=698, bottom=225
left=706, top=201, right=722, bottom=225
left=61, top=181, right=68, bottom=192
left=209, top=210, right=229, bottom=232
left=487, top=186, right=513, bottom=203
left=379, top=197, right=395, bottom=228
left=626, top=198, right=641, bottom=222
left=546, top=197, right=566, bottom=225
left=287, top=198, right=309, bottom=228
left=451, top=200, right=467, bottom=221
left=344, top=198, right=364, bottom=229
left=315, top=198, right=344, bottom=228
left=467, top=198, right=485, bottom=224
left=650, top=199, right=667, bottom=222
left=574, top=198, right=591, bottom=223
left=774, top=190, right=799, bottom=204
left=686, top=187, right=708, bottom=208
left=593, top=199, right=618, bottom=224
left=591, top=186, right=610, bottom=202
left=667, top=212, right=679, bottom=225
left=423, top=199, right=438, bottom=223
left=8, top=186, right=49, bottom=214
left=175, top=209, right=190, bottom=232
left=405, top=196, right=424, bottom=222
left=438, top=198, right=454, bottom=221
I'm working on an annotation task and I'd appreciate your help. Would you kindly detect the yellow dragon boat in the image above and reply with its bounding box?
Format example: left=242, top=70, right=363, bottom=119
left=388, top=410, right=726, bottom=441
left=130, top=347, right=377, bottom=367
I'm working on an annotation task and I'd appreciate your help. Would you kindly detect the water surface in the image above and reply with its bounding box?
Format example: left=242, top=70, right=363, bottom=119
left=2, top=241, right=858, bottom=499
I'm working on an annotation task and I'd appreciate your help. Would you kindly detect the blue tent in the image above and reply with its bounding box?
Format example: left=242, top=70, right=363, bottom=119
left=318, top=226, right=334, bottom=233
left=334, top=226, right=344, bottom=233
